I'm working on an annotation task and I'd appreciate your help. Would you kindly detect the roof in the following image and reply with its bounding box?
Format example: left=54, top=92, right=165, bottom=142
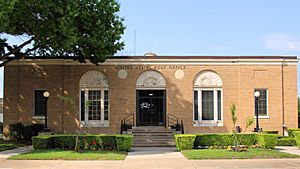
left=111, top=56, right=297, bottom=60
left=13, top=55, right=298, bottom=60
left=6, top=55, right=298, bottom=66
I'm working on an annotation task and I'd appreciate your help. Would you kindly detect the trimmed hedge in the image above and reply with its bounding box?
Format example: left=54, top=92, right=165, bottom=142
left=276, top=137, right=296, bottom=146
left=194, top=134, right=257, bottom=147
left=294, top=131, right=300, bottom=148
left=175, top=133, right=277, bottom=151
left=257, top=134, right=277, bottom=149
left=32, top=134, right=133, bottom=152
left=174, top=135, right=196, bottom=151
left=115, top=135, right=134, bottom=152
left=288, top=128, right=300, bottom=137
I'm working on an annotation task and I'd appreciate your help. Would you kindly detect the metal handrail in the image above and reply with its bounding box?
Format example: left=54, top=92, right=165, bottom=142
left=167, top=113, right=179, bottom=127
left=120, top=114, right=134, bottom=134
left=181, top=120, right=184, bottom=134
left=167, top=113, right=184, bottom=134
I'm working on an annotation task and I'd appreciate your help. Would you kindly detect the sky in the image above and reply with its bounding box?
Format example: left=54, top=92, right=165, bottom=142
left=1, top=0, right=300, bottom=97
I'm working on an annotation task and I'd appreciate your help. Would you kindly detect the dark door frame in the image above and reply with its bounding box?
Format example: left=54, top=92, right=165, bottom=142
left=136, top=90, right=166, bottom=126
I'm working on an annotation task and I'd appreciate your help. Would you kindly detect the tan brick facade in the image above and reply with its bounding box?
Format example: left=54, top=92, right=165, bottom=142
left=3, top=56, right=298, bottom=136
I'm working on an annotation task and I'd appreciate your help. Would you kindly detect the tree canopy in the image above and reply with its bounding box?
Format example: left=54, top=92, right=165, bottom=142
left=0, top=0, right=125, bottom=67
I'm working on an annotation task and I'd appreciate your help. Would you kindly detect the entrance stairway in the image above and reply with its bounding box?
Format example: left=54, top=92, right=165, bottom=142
left=131, top=127, right=175, bottom=147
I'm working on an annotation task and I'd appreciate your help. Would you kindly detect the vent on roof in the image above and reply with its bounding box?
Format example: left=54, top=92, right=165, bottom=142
left=144, top=52, right=157, bottom=57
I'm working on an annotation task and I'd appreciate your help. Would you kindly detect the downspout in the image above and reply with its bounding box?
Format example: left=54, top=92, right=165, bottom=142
left=281, top=58, right=285, bottom=136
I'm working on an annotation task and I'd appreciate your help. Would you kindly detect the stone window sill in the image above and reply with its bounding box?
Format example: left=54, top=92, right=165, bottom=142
left=193, top=121, right=223, bottom=127
left=32, top=116, right=45, bottom=119
left=80, top=122, right=109, bottom=128
left=253, top=116, right=269, bottom=119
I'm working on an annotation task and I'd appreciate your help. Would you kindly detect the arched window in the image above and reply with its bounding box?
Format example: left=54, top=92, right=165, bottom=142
left=193, top=70, right=223, bottom=126
left=79, top=70, right=109, bottom=127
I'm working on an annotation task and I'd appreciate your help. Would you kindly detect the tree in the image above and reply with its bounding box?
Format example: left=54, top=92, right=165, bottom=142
left=0, top=0, right=125, bottom=67
left=231, top=104, right=254, bottom=151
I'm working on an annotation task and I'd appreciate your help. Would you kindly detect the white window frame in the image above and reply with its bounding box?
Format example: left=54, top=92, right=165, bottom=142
left=254, top=89, right=269, bottom=119
left=79, top=87, right=109, bottom=127
left=193, top=88, right=223, bottom=126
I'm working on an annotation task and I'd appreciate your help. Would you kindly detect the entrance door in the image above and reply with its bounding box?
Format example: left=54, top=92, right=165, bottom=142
left=137, top=90, right=166, bottom=126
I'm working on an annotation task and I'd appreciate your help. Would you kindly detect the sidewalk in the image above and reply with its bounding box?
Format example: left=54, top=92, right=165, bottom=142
left=0, top=147, right=300, bottom=169
left=123, top=147, right=195, bottom=169
left=276, top=146, right=300, bottom=156
left=0, top=146, right=33, bottom=159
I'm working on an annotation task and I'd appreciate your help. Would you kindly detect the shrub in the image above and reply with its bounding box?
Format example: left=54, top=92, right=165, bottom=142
left=238, top=134, right=257, bottom=145
left=9, top=122, right=25, bottom=140
left=276, top=137, right=296, bottom=146
left=195, top=134, right=232, bottom=147
left=294, top=131, right=300, bottom=148
left=115, top=135, right=134, bottom=152
left=9, top=122, right=44, bottom=141
left=288, top=128, right=300, bottom=137
left=257, top=134, right=277, bottom=149
left=32, top=134, right=134, bottom=151
left=175, top=134, right=196, bottom=151
left=32, top=136, right=52, bottom=150
left=263, top=130, right=279, bottom=135
left=100, top=135, right=117, bottom=150
left=194, top=134, right=257, bottom=147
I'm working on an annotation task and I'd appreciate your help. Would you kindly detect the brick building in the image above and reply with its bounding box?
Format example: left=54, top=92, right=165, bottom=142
left=2, top=55, right=298, bottom=136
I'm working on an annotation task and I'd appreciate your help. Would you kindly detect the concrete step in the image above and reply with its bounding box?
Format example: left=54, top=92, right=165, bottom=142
left=133, top=136, right=174, bottom=140
left=134, top=141, right=175, bottom=145
left=132, top=130, right=173, bottom=133
left=133, top=143, right=175, bottom=147
left=131, top=126, right=173, bottom=132
left=134, top=137, right=174, bottom=142
left=132, top=132, right=174, bottom=136
left=131, top=127, right=175, bottom=147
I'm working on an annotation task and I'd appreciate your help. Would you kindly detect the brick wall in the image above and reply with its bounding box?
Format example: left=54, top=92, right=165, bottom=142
left=3, top=59, right=298, bottom=136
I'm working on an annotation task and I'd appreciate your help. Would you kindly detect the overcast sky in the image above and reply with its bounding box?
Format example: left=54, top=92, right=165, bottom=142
left=1, top=0, right=300, bottom=97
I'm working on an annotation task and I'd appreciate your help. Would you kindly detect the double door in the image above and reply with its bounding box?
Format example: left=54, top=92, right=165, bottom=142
left=137, top=90, right=166, bottom=126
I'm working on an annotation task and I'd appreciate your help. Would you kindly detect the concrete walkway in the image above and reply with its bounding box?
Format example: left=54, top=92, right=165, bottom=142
left=0, top=146, right=33, bottom=159
left=276, top=146, right=300, bottom=156
left=0, top=147, right=300, bottom=169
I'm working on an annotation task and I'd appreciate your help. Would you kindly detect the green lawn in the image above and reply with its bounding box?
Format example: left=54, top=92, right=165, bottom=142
left=10, top=149, right=127, bottom=160
left=182, top=149, right=300, bottom=160
left=0, top=139, right=23, bottom=152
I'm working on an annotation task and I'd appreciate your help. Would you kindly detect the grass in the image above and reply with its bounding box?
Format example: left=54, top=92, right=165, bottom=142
left=0, top=139, right=24, bottom=152
left=182, top=149, right=300, bottom=160
left=10, top=149, right=127, bottom=160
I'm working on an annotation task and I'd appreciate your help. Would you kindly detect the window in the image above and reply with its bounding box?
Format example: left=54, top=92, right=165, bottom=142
left=79, top=70, right=109, bottom=127
left=34, top=90, right=47, bottom=117
left=194, top=89, right=222, bottom=125
left=80, top=89, right=109, bottom=126
left=254, top=89, right=268, bottom=116
left=193, top=70, right=223, bottom=126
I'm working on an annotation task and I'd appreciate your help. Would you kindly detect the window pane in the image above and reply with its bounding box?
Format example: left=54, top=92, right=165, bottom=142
left=217, top=90, right=221, bottom=120
left=194, top=91, right=198, bottom=121
left=104, top=90, right=109, bottom=120
left=80, top=91, right=85, bottom=121
left=88, top=90, right=101, bottom=120
left=34, top=90, right=46, bottom=116
left=254, top=89, right=267, bottom=116
left=202, top=91, right=214, bottom=120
